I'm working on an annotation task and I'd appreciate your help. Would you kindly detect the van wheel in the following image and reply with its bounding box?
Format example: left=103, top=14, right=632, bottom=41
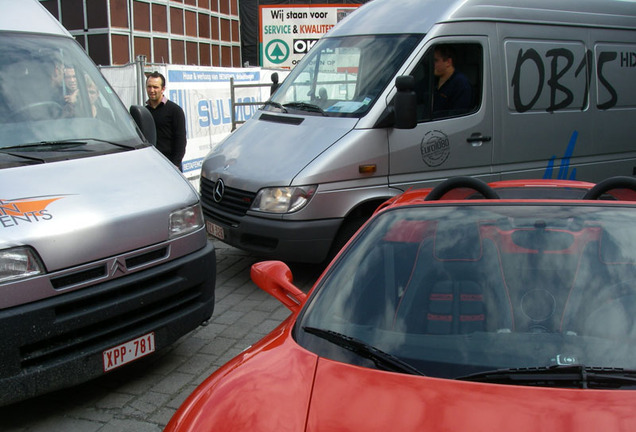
left=326, top=216, right=367, bottom=263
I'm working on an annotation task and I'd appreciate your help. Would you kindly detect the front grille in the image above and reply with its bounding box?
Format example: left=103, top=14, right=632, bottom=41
left=126, top=247, right=168, bottom=269
left=200, top=177, right=255, bottom=216
left=50, top=247, right=169, bottom=290
left=51, top=265, right=106, bottom=290
left=0, top=242, right=215, bottom=406
left=20, top=268, right=203, bottom=370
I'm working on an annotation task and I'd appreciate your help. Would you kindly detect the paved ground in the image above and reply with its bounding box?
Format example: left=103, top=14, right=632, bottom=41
left=0, top=240, right=323, bottom=431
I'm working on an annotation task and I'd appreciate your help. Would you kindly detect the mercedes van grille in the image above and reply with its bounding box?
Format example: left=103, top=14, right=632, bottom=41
left=200, top=177, right=255, bottom=216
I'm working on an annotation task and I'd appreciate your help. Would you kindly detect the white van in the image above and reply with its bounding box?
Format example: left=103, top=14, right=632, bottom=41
left=200, top=0, right=636, bottom=263
left=0, top=0, right=215, bottom=405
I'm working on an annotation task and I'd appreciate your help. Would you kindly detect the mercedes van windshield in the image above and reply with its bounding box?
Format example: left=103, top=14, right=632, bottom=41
left=0, top=33, right=143, bottom=166
left=267, top=34, right=422, bottom=117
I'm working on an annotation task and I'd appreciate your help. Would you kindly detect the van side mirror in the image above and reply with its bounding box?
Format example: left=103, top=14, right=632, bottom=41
left=270, top=72, right=281, bottom=96
left=130, top=105, right=156, bottom=145
left=394, top=75, right=417, bottom=130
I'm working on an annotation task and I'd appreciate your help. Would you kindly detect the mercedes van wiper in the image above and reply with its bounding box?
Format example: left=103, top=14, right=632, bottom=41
left=283, top=102, right=328, bottom=116
left=456, top=365, right=636, bottom=389
left=261, top=101, right=288, bottom=113
left=303, top=326, right=424, bottom=376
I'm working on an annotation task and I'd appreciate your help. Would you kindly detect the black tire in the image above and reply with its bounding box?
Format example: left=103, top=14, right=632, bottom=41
left=325, top=216, right=367, bottom=264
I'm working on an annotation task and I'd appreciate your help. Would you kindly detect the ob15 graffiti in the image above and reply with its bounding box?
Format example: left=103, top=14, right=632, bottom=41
left=509, top=42, right=635, bottom=113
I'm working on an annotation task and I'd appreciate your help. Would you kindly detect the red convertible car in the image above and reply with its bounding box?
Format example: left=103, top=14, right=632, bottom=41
left=167, top=176, right=636, bottom=431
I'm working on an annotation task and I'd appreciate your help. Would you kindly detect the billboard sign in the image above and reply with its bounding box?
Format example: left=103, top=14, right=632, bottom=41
left=259, top=4, right=359, bottom=69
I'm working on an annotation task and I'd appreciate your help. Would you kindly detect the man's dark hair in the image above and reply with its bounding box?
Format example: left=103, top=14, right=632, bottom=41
left=435, top=44, right=457, bottom=63
left=147, top=71, right=166, bottom=87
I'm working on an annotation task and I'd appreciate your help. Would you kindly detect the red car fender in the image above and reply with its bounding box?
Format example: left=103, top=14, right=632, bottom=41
left=165, top=319, right=318, bottom=432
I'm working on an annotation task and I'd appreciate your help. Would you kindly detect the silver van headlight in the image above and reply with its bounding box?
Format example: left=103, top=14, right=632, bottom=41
left=169, top=203, right=204, bottom=239
left=252, top=186, right=317, bottom=214
left=0, top=246, right=44, bottom=284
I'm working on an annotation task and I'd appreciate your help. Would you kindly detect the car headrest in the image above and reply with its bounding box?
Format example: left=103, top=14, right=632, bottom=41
left=434, top=222, right=482, bottom=261
left=600, top=229, right=636, bottom=264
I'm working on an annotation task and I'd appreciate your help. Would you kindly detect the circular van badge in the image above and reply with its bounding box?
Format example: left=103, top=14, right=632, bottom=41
left=420, top=130, right=450, bottom=167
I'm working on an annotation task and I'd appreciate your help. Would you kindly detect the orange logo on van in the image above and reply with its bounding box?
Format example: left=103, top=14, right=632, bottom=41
left=0, top=196, right=64, bottom=228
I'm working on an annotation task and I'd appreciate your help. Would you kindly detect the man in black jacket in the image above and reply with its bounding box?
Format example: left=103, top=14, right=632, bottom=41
left=432, top=44, right=472, bottom=117
left=145, top=71, right=187, bottom=170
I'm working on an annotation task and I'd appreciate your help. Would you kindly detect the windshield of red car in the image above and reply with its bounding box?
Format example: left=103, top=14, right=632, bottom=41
left=297, top=203, right=636, bottom=382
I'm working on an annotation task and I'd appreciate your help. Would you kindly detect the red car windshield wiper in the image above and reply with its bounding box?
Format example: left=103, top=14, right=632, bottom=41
left=456, top=365, right=636, bottom=389
left=303, top=326, right=425, bottom=376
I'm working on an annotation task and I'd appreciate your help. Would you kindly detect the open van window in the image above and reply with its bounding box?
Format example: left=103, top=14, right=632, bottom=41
left=268, top=34, right=422, bottom=117
left=0, top=32, right=143, bottom=163
left=410, top=43, right=483, bottom=121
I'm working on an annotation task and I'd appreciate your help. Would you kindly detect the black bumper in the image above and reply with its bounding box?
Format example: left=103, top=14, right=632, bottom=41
left=204, top=206, right=342, bottom=264
left=0, top=241, right=216, bottom=406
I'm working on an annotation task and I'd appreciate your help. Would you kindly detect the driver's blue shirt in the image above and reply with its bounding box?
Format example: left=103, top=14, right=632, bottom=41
left=433, top=71, right=472, bottom=117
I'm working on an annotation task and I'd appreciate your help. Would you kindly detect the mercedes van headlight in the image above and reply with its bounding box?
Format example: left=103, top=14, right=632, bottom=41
left=169, top=203, right=204, bottom=239
left=252, top=185, right=317, bottom=214
left=0, top=246, right=44, bottom=284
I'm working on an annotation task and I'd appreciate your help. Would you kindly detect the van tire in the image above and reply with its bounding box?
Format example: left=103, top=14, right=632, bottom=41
left=326, top=215, right=367, bottom=263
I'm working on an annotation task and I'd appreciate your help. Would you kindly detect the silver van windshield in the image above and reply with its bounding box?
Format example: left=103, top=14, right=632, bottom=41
left=269, top=34, right=421, bottom=118
left=0, top=33, right=140, bottom=153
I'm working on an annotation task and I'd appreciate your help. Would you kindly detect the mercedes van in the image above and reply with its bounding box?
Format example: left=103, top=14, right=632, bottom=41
left=0, top=0, right=215, bottom=405
left=200, top=0, right=636, bottom=263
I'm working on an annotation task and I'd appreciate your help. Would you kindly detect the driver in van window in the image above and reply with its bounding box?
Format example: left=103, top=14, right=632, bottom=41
left=432, top=44, right=472, bottom=117
left=63, top=65, right=79, bottom=105
left=47, top=57, right=78, bottom=117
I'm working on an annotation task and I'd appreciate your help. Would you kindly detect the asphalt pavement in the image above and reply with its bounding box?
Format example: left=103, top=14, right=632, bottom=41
left=0, top=240, right=323, bottom=432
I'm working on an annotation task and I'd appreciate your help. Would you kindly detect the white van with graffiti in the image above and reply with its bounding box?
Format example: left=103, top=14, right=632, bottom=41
left=0, top=0, right=215, bottom=404
left=200, top=0, right=636, bottom=263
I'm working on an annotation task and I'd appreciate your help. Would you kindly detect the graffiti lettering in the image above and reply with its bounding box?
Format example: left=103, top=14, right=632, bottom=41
left=546, top=48, right=574, bottom=112
left=510, top=43, right=627, bottom=113
left=543, top=130, right=578, bottom=180
left=597, top=51, right=618, bottom=110
left=511, top=48, right=544, bottom=113
left=574, top=50, right=593, bottom=110
left=620, top=52, right=636, bottom=67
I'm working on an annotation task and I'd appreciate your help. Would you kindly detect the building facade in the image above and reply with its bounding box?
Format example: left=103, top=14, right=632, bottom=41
left=39, top=0, right=242, bottom=67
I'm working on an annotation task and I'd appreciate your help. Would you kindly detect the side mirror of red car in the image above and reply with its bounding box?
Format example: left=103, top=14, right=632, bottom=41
left=251, top=261, right=307, bottom=313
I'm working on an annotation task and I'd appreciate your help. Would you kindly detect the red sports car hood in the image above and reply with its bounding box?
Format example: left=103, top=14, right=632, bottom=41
left=307, top=358, right=636, bottom=431
left=165, top=323, right=318, bottom=432
left=167, top=324, right=636, bottom=431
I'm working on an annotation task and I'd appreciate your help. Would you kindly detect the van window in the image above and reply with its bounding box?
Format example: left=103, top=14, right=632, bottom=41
left=0, top=33, right=142, bottom=166
left=269, top=34, right=422, bottom=117
left=410, top=43, right=482, bottom=121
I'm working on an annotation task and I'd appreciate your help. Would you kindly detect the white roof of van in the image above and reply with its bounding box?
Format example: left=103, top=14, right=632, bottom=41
left=0, top=0, right=70, bottom=37
left=330, top=0, right=636, bottom=37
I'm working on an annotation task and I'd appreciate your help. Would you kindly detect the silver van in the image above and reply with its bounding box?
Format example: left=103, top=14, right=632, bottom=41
left=201, top=0, right=636, bottom=263
left=0, top=0, right=215, bottom=405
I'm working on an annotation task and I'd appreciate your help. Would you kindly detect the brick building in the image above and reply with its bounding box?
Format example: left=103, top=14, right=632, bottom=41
left=39, top=0, right=242, bottom=67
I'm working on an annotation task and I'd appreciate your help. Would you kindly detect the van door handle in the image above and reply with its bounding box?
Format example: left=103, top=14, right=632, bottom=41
left=466, top=133, right=492, bottom=147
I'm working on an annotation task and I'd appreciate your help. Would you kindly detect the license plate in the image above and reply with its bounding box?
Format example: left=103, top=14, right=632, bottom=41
left=206, top=221, right=225, bottom=240
left=103, top=332, right=155, bottom=372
